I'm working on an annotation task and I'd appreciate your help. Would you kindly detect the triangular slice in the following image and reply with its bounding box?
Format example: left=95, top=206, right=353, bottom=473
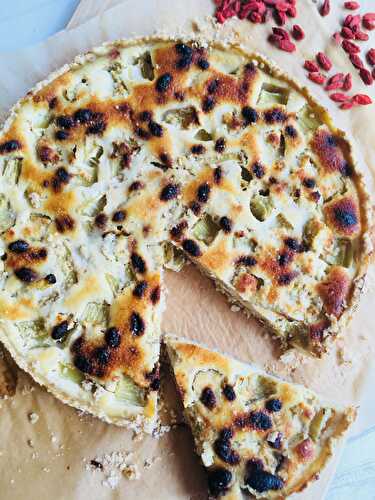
left=165, top=336, right=355, bottom=499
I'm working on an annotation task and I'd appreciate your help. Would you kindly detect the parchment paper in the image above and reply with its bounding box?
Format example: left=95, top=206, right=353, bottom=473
left=0, top=1, right=374, bottom=499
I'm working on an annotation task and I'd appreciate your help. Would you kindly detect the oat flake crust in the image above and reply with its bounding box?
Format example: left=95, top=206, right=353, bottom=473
left=0, top=36, right=371, bottom=432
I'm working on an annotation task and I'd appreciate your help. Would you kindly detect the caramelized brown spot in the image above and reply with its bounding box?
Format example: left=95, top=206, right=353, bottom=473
left=324, top=196, right=360, bottom=237
left=55, top=214, right=75, bottom=233
left=311, top=130, right=347, bottom=173
left=37, top=145, right=59, bottom=164
left=170, top=220, right=188, bottom=241
left=309, top=319, right=331, bottom=342
left=95, top=213, right=107, bottom=229
left=317, top=266, right=351, bottom=317
left=150, top=285, right=161, bottom=304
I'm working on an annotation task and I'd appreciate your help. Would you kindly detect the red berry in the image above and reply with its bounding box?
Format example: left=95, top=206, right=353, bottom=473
left=316, top=52, right=332, bottom=71
left=308, top=72, right=326, bottom=84
left=344, top=2, right=360, bottom=10
left=292, top=24, right=305, bottom=40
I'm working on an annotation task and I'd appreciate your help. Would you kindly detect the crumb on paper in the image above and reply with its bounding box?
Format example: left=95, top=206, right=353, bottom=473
left=122, top=463, right=140, bottom=480
left=87, top=450, right=141, bottom=489
left=28, top=412, right=39, bottom=424
left=230, top=305, right=240, bottom=313
left=143, top=456, right=161, bottom=470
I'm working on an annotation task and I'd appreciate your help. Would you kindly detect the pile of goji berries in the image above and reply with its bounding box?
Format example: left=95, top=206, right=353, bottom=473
left=214, top=0, right=298, bottom=26
left=214, top=0, right=374, bottom=109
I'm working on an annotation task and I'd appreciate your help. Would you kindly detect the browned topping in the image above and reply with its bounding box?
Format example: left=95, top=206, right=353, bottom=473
left=285, top=125, right=297, bottom=138
left=202, top=96, right=215, bottom=113
left=94, top=213, right=107, bottom=229
left=105, top=327, right=121, bottom=348
left=156, top=73, right=173, bottom=92
left=196, top=182, right=211, bottom=203
left=237, top=255, right=257, bottom=267
left=189, top=201, right=201, bottom=215
left=159, top=152, right=172, bottom=168
left=150, top=285, right=161, bottom=304
left=252, top=162, right=265, bottom=179
left=48, top=97, right=58, bottom=109
left=55, top=130, right=70, bottom=141
left=191, top=144, right=205, bottom=155
left=14, top=267, right=38, bottom=283
left=182, top=238, right=202, bottom=257
left=129, top=181, right=144, bottom=192
left=130, top=311, right=145, bottom=336
left=0, top=140, right=21, bottom=154
left=170, top=220, right=188, bottom=241
left=317, top=266, right=351, bottom=317
left=278, top=271, right=298, bottom=286
left=213, top=166, right=223, bottom=184
left=51, top=167, right=71, bottom=192
left=309, top=318, right=331, bottom=342
left=215, top=137, right=226, bottom=153
left=55, top=214, right=75, bottom=233
left=324, top=196, right=359, bottom=236
left=37, top=144, right=59, bottom=164
left=160, top=183, right=180, bottom=201
left=148, top=121, right=163, bottom=137
left=112, top=210, right=126, bottom=223
left=264, top=109, right=287, bottom=124
left=200, top=386, right=216, bottom=409
left=219, top=216, right=233, bottom=233
left=311, top=130, right=348, bottom=173
left=131, top=253, right=146, bottom=274
left=222, top=384, right=236, bottom=401
left=242, top=106, right=258, bottom=125
left=8, top=240, right=29, bottom=253
left=51, top=321, right=69, bottom=340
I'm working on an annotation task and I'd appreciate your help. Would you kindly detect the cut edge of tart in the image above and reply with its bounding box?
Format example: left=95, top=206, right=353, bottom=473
left=164, top=335, right=356, bottom=499
left=0, top=35, right=371, bottom=431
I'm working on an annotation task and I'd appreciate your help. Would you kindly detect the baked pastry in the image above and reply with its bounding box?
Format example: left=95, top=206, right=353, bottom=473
left=165, top=336, right=356, bottom=499
left=0, top=37, right=370, bottom=429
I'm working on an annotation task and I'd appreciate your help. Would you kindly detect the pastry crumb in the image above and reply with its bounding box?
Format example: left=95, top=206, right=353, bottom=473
left=28, top=412, right=39, bottom=424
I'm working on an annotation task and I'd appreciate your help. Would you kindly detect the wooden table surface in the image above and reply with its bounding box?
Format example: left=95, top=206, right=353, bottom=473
left=0, top=1, right=374, bottom=499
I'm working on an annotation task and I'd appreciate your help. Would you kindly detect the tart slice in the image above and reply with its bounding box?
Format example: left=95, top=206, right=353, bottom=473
left=165, top=336, right=355, bottom=499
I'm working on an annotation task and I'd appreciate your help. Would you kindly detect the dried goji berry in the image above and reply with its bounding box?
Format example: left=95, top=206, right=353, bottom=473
left=341, top=27, right=355, bottom=39
left=320, top=0, right=330, bottom=16
left=363, top=13, right=375, bottom=31
left=354, top=30, right=369, bottom=41
left=304, top=60, right=320, bottom=72
left=350, top=53, right=364, bottom=68
left=366, top=49, right=375, bottom=66
left=342, top=39, right=361, bottom=54
left=292, top=24, right=305, bottom=40
left=352, top=93, right=372, bottom=105
left=372, top=68, right=375, bottom=79
left=278, top=38, right=296, bottom=52
left=308, top=72, right=326, bottom=84
left=343, top=73, right=353, bottom=91
left=348, top=14, right=361, bottom=28
left=274, top=10, right=287, bottom=25
left=330, top=93, right=350, bottom=102
left=343, top=14, right=354, bottom=27
left=272, top=26, right=290, bottom=39
left=317, top=52, right=332, bottom=71
left=340, top=101, right=354, bottom=110
left=359, top=68, right=374, bottom=85
left=344, top=2, right=360, bottom=10
left=325, top=74, right=344, bottom=91
left=287, top=5, right=297, bottom=17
